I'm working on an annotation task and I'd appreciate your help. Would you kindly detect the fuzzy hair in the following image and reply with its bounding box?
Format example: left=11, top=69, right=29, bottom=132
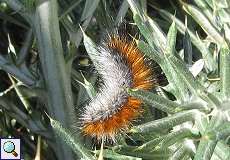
left=81, top=46, right=133, bottom=123
left=80, top=35, right=153, bottom=140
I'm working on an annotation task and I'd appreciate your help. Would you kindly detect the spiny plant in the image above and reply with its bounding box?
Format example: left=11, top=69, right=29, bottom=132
left=108, top=0, right=230, bottom=159
left=0, top=0, right=230, bottom=160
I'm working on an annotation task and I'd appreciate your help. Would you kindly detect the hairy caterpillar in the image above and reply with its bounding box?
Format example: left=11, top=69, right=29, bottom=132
left=81, top=32, right=154, bottom=141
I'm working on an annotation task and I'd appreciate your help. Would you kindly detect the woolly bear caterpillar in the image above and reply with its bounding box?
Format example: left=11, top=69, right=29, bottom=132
left=81, top=32, right=154, bottom=141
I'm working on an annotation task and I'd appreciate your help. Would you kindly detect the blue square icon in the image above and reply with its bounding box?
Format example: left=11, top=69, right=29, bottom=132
left=0, top=138, right=21, bottom=160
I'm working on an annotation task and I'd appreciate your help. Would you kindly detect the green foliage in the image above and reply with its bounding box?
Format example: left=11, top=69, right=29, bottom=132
left=19, top=0, right=39, bottom=11
left=0, top=0, right=230, bottom=160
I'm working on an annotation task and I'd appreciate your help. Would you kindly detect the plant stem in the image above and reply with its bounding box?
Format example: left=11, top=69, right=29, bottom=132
left=32, top=0, right=77, bottom=159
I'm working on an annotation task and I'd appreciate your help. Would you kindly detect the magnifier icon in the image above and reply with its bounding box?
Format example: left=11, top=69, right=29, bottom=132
left=3, top=141, right=18, bottom=157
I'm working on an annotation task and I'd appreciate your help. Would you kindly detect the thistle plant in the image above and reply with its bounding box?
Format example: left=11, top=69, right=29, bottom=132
left=0, top=0, right=230, bottom=160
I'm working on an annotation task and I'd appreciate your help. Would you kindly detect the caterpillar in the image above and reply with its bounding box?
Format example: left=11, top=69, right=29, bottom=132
left=81, top=33, right=154, bottom=141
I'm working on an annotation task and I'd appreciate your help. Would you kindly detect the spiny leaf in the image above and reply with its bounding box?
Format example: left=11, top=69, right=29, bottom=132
left=130, top=110, right=198, bottom=134
left=127, top=88, right=179, bottom=114
left=180, top=0, right=223, bottom=45
left=49, top=116, right=94, bottom=159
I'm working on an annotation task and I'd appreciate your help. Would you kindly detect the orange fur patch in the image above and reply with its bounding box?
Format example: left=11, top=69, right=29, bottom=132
left=83, top=36, right=154, bottom=140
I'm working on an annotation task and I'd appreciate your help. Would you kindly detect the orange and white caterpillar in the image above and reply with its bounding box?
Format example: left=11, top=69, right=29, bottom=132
left=81, top=33, right=154, bottom=140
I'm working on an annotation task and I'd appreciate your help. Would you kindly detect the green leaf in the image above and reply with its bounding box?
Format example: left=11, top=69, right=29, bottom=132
left=128, top=0, right=166, bottom=50
left=194, top=0, right=217, bottom=27
left=19, top=0, right=38, bottom=9
left=166, top=20, right=177, bottom=56
left=183, top=28, right=193, bottom=66
left=61, top=0, right=100, bottom=47
left=81, top=28, right=101, bottom=69
left=16, top=29, right=33, bottom=66
left=194, top=140, right=217, bottom=160
left=204, top=111, right=227, bottom=135
left=136, top=39, right=163, bottom=64
left=49, top=116, right=94, bottom=160
left=113, top=145, right=173, bottom=159
left=169, top=140, right=194, bottom=160
left=159, top=8, right=216, bottom=71
left=59, top=0, right=83, bottom=20
left=180, top=0, right=223, bottom=45
left=204, top=122, right=230, bottom=140
left=214, top=141, right=230, bottom=159
left=76, top=73, right=96, bottom=99
left=127, top=88, right=179, bottom=114
left=136, top=40, right=190, bottom=101
left=220, top=41, right=230, bottom=99
left=0, top=11, right=28, bottom=28
left=194, top=112, right=209, bottom=135
left=115, top=0, right=129, bottom=24
left=217, top=9, right=230, bottom=23
left=133, top=13, right=161, bottom=50
left=167, top=53, right=221, bottom=108
left=93, top=149, right=141, bottom=160
left=153, top=128, right=196, bottom=151
left=180, top=102, right=209, bottom=111
left=137, top=136, right=165, bottom=150
left=0, top=55, right=36, bottom=87
left=130, top=110, right=198, bottom=134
